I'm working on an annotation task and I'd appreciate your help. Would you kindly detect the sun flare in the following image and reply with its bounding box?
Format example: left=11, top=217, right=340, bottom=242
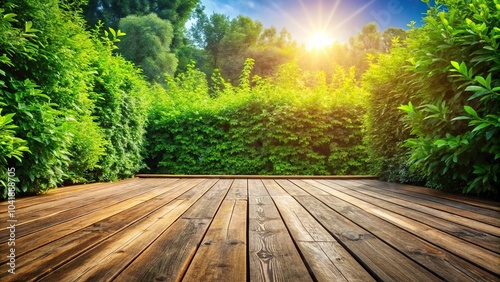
left=306, top=32, right=334, bottom=51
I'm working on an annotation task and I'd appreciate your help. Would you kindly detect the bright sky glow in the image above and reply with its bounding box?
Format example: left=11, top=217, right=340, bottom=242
left=306, top=31, right=335, bottom=51
left=200, top=0, right=429, bottom=44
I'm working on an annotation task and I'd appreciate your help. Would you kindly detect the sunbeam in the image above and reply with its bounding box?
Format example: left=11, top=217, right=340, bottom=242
left=273, top=0, right=377, bottom=44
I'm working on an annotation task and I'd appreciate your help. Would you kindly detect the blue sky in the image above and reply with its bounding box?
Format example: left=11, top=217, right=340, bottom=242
left=199, top=0, right=429, bottom=43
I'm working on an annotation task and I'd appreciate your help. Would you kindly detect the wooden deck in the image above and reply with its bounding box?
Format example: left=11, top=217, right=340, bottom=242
left=1, top=177, right=499, bottom=281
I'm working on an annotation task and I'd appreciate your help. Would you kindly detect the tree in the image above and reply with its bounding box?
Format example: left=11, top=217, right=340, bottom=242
left=189, top=10, right=230, bottom=70
left=219, top=15, right=262, bottom=82
left=189, top=6, right=265, bottom=84
left=246, top=26, right=295, bottom=77
left=382, top=27, right=407, bottom=52
left=81, top=0, right=199, bottom=48
left=118, top=13, right=178, bottom=83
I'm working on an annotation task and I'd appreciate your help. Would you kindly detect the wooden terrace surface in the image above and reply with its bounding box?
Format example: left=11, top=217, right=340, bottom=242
left=1, top=177, right=499, bottom=281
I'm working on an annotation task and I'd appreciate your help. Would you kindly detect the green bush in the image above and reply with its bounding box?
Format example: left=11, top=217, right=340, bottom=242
left=0, top=2, right=152, bottom=196
left=363, top=42, right=425, bottom=184
left=145, top=60, right=371, bottom=175
left=1, top=79, right=71, bottom=194
left=87, top=27, right=150, bottom=181
left=365, top=0, right=499, bottom=195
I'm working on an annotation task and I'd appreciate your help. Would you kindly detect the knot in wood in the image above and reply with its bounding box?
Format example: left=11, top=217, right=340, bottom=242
left=342, top=231, right=363, bottom=241
left=256, top=250, right=274, bottom=261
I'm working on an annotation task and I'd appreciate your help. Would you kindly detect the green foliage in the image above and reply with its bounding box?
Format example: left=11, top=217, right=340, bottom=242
left=65, top=115, right=107, bottom=184
left=90, top=29, right=150, bottom=181
left=0, top=108, right=29, bottom=165
left=0, top=1, right=152, bottom=197
left=366, top=0, right=499, bottom=195
left=81, top=0, right=200, bottom=49
left=363, top=43, right=424, bottom=184
left=118, top=13, right=178, bottom=83
left=145, top=60, right=371, bottom=175
left=1, top=79, right=71, bottom=194
left=189, top=8, right=264, bottom=84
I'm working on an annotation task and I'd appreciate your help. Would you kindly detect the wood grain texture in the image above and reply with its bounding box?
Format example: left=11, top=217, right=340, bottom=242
left=269, top=180, right=375, bottom=282
left=37, top=179, right=212, bottom=281
left=294, top=179, right=499, bottom=281
left=0, top=179, right=205, bottom=280
left=114, top=178, right=229, bottom=281
left=249, top=179, right=313, bottom=281
left=183, top=199, right=247, bottom=281
left=306, top=179, right=500, bottom=277
left=1, top=177, right=498, bottom=282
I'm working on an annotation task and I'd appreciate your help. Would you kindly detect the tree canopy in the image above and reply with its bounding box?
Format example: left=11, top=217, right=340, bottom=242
left=118, top=13, right=178, bottom=83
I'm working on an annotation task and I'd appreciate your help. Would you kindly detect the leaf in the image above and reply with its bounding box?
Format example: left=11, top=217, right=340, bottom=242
left=472, top=122, right=490, bottom=132
left=452, top=116, right=470, bottom=121
left=459, top=61, right=468, bottom=77
left=434, top=139, right=447, bottom=147
left=474, top=76, right=489, bottom=89
left=3, top=13, right=17, bottom=21
left=109, top=27, right=117, bottom=38
left=463, top=106, right=478, bottom=118
left=25, top=21, right=33, bottom=32
left=485, top=129, right=495, bottom=140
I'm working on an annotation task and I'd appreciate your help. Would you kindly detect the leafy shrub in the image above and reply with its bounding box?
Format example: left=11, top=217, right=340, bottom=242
left=0, top=109, right=28, bottom=166
left=366, top=0, right=499, bottom=195
left=363, top=42, right=425, bottom=184
left=0, top=2, right=152, bottom=197
left=145, top=60, right=371, bottom=175
left=89, top=28, right=150, bottom=181
left=1, top=79, right=71, bottom=194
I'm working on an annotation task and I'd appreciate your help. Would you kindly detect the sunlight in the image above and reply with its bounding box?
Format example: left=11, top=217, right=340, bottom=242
left=272, top=0, right=376, bottom=45
left=306, top=31, right=335, bottom=51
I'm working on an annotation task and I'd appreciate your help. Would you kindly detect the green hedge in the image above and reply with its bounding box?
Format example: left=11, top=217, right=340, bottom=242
left=0, top=1, right=151, bottom=197
left=365, top=0, right=499, bottom=195
left=145, top=61, right=371, bottom=175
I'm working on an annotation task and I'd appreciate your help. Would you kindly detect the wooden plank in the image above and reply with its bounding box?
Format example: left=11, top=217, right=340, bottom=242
left=306, top=179, right=500, bottom=276
left=116, top=218, right=211, bottom=282
left=181, top=179, right=233, bottom=219
left=183, top=200, right=247, bottom=281
left=248, top=179, right=313, bottom=281
left=2, top=177, right=498, bottom=281
left=0, top=178, right=147, bottom=218
left=137, top=174, right=378, bottom=179
left=261, top=179, right=289, bottom=197
left=357, top=179, right=500, bottom=212
left=0, top=193, right=151, bottom=267
left=348, top=180, right=500, bottom=227
left=0, top=178, right=138, bottom=210
left=226, top=178, right=248, bottom=200
left=293, top=179, right=499, bottom=282
left=0, top=178, right=173, bottom=241
left=0, top=178, right=199, bottom=263
left=291, top=194, right=441, bottom=281
left=0, top=179, right=207, bottom=281
left=248, top=178, right=274, bottom=205
left=36, top=199, right=188, bottom=281
left=275, top=179, right=310, bottom=196
left=114, top=179, right=231, bottom=281
left=36, top=180, right=216, bottom=281
left=266, top=180, right=375, bottom=282
left=318, top=180, right=500, bottom=253
left=330, top=181, right=500, bottom=253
